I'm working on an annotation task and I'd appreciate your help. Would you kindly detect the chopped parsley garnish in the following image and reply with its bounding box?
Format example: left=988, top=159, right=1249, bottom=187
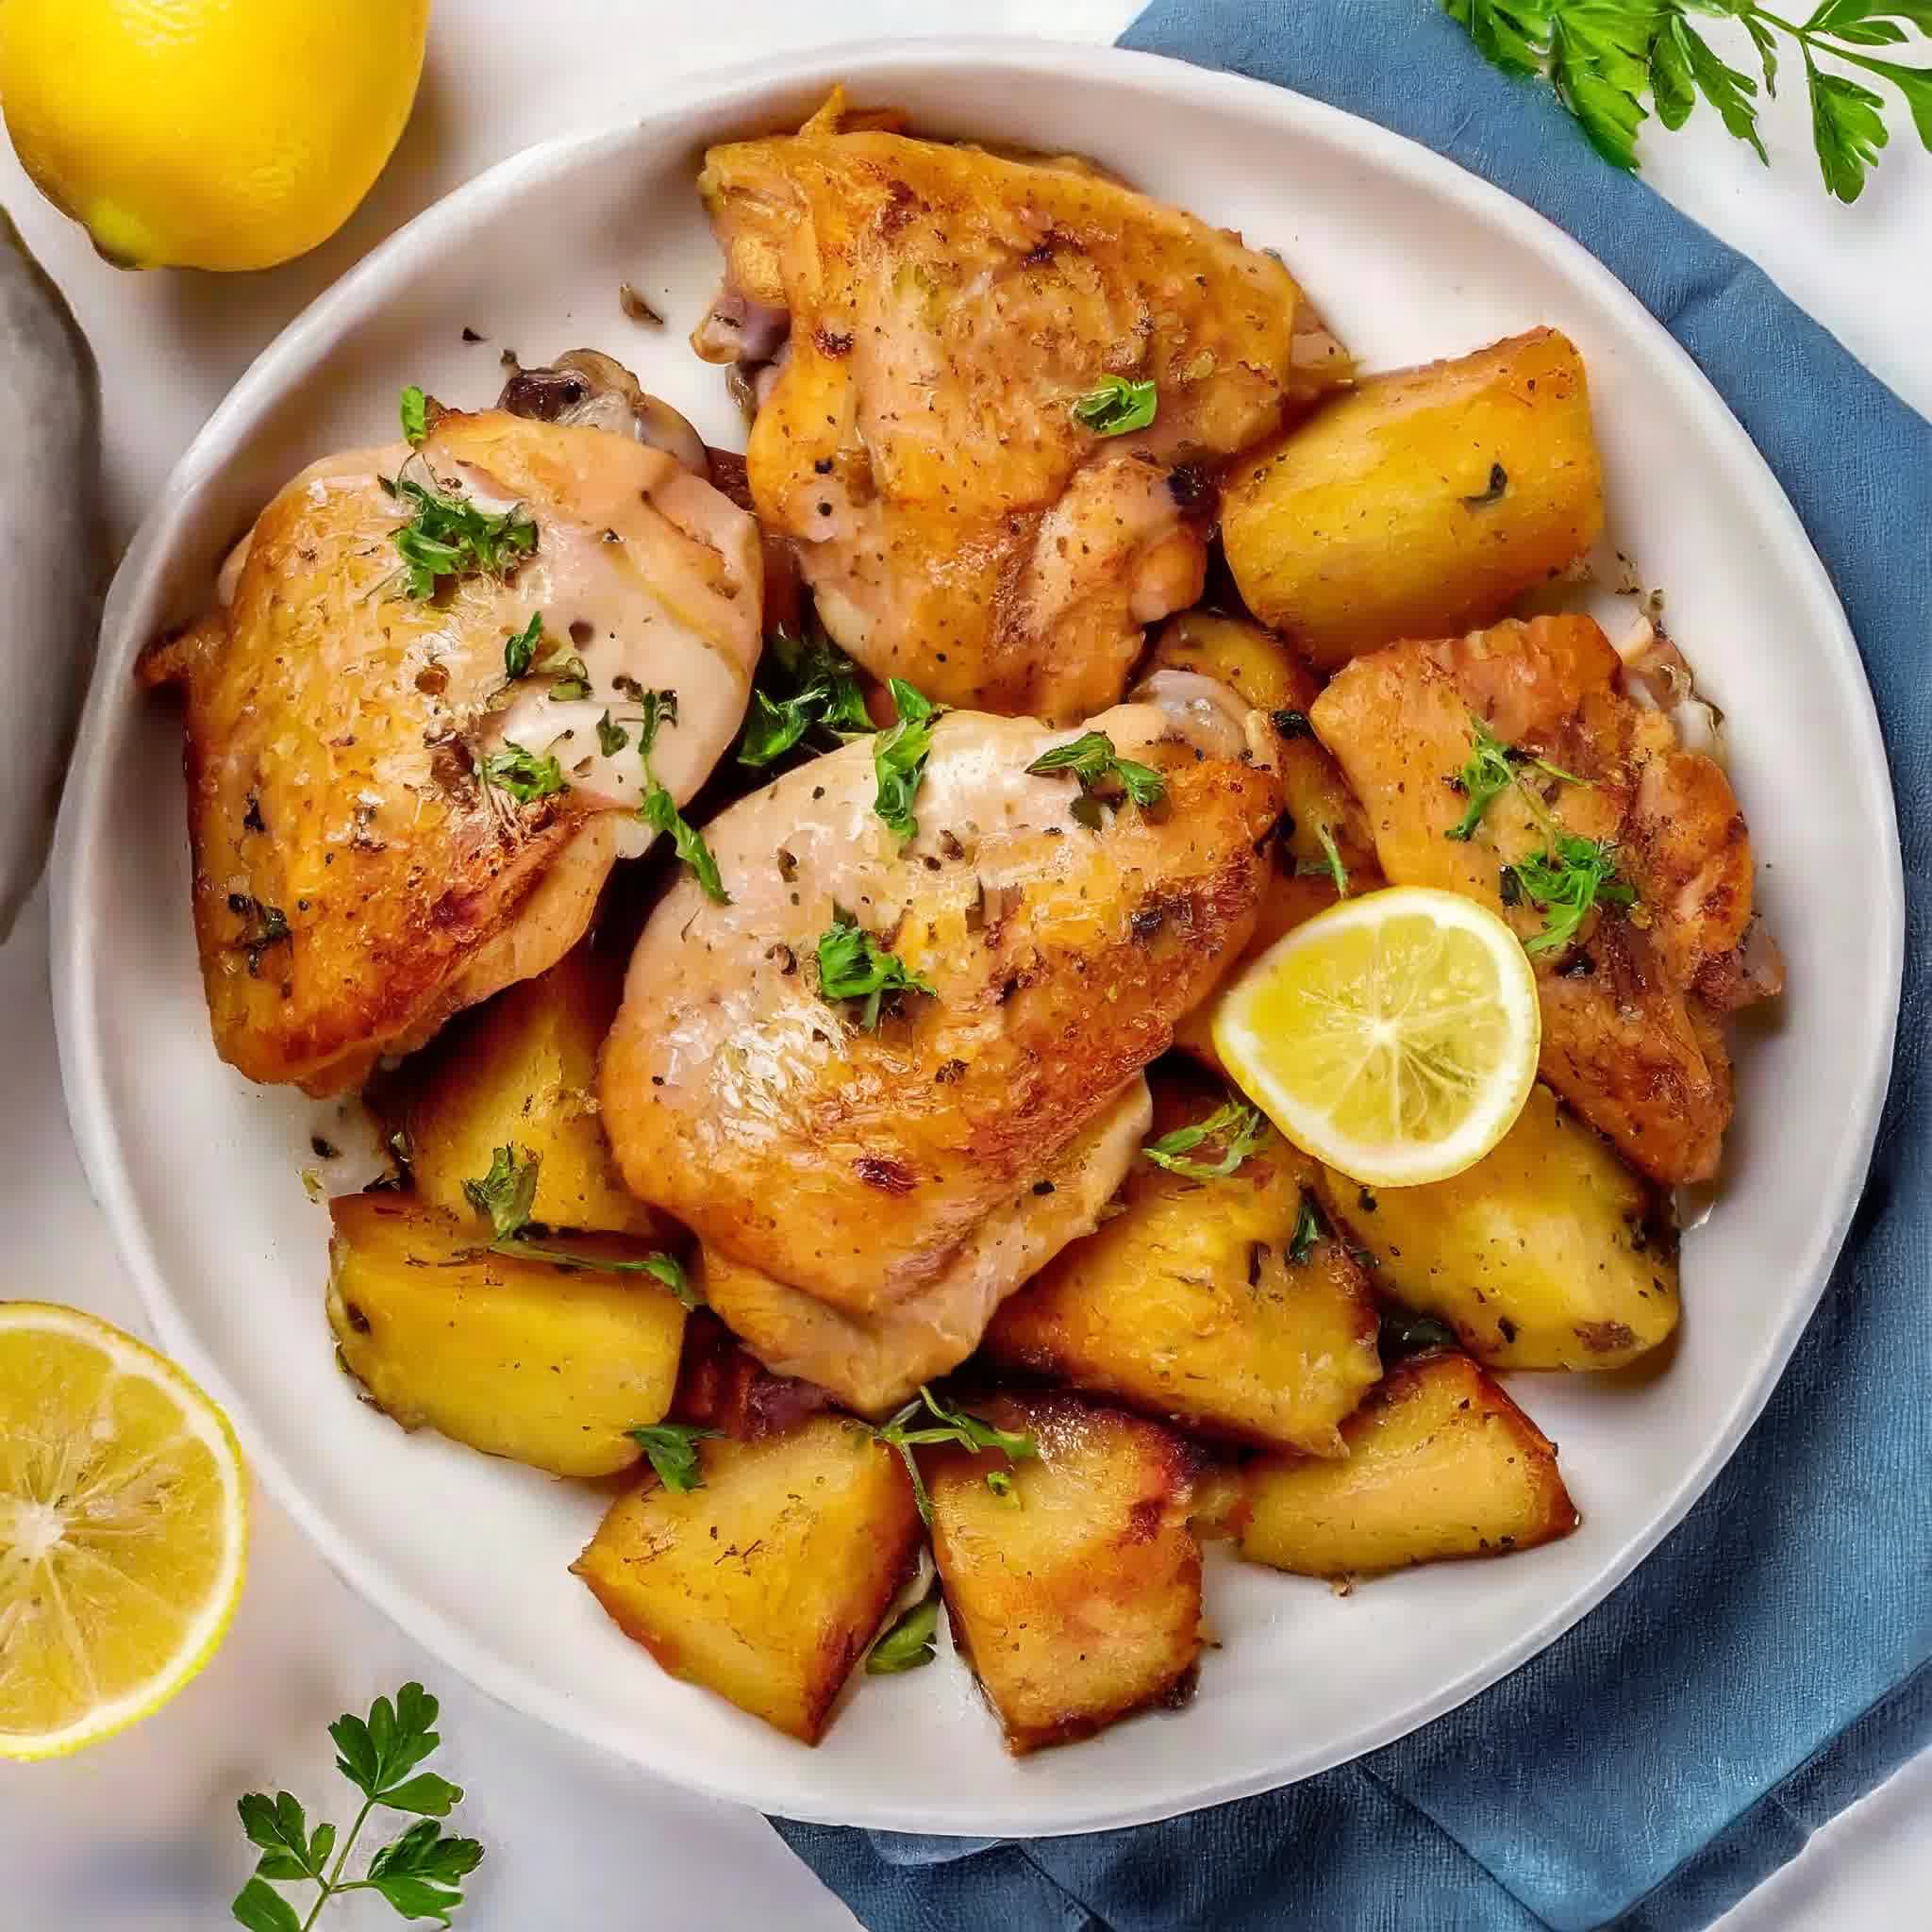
left=874, top=1386, right=1038, bottom=1525
left=502, top=611, right=544, bottom=679
left=737, top=626, right=876, bottom=766
left=380, top=458, right=536, bottom=601
left=873, top=678, right=945, bottom=843
left=1071, top=374, right=1158, bottom=436
left=461, top=1147, right=697, bottom=1306
left=399, top=384, right=429, bottom=447
left=1509, top=835, right=1638, bottom=955
left=1287, top=1191, right=1328, bottom=1267
left=1273, top=708, right=1314, bottom=740
left=1446, top=714, right=1584, bottom=842
left=596, top=711, right=629, bottom=756
left=1378, top=1307, right=1460, bottom=1361
left=1142, top=1095, right=1271, bottom=1180
left=227, top=894, right=291, bottom=977
left=1024, top=730, right=1166, bottom=814
left=545, top=656, right=591, bottom=702
left=628, top=688, right=728, bottom=904
left=865, top=1586, right=941, bottom=1674
left=478, top=742, right=566, bottom=803
left=1461, top=461, right=1508, bottom=508
left=627, top=1424, right=721, bottom=1494
left=1312, top=821, right=1350, bottom=898
left=815, top=908, right=937, bottom=1029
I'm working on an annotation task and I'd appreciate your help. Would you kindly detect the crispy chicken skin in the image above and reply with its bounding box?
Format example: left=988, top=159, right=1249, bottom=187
left=139, top=397, right=761, bottom=1094
left=1310, top=615, right=1779, bottom=1183
left=601, top=691, right=1282, bottom=1376
left=694, top=89, right=1348, bottom=723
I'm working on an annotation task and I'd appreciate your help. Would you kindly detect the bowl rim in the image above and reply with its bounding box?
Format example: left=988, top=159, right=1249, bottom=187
left=49, top=35, right=1905, bottom=1834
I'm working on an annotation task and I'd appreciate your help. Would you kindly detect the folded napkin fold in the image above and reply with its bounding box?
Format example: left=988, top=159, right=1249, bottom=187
left=775, top=4, right=1932, bottom=1925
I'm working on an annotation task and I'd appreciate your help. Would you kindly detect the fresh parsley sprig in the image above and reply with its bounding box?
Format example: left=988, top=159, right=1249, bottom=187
left=1287, top=1190, right=1330, bottom=1268
left=1142, top=1095, right=1272, bottom=1180
left=232, top=1684, right=482, bottom=1931
left=380, top=458, right=536, bottom=601
left=1510, top=834, right=1639, bottom=954
left=628, top=1423, right=721, bottom=1493
left=815, top=907, right=938, bottom=1028
left=738, top=626, right=876, bottom=766
left=1025, top=729, right=1167, bottom=825
left=866, top=1585, right=942, bottom=1674
left=1446, top=714, right=1583, bottom=842
left=399, top=386, right=429, bottom=449
left=873, top=679, right=946, bottom=843
left=874, top=1386, right=1039, bottom=1524
left=630, top=688, right=729, bottom=904
left=1071, top=374, right=1158, bottom=435
left=477, top=742, right=567, bottom=804
left=1445, top=0, right=1932, bottom=201
left=462, top=1147, right=697, bottom=1307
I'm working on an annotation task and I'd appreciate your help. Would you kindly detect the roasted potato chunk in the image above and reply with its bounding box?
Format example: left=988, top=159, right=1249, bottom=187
left=573, top=1414, right=922, bottom=1743
left=986, top=1072, right=1380, bottom=1452
left=1316, top=1083, right=1679, bottom=1371
left=1237, top=1352, right=1579, bottom=1576
left=1222, top=328, right=1605, bottom=667
left=326, top=1194, right=687, bottom=1478
left=926, top=1393, right=1203, bottom=1753
left=398, top=941, right=661, bottom=1237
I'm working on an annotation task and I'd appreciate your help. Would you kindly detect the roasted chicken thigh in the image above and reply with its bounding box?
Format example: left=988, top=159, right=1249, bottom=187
left=694, top=90, right=1348, bottom=722
left=601, top=686, right=1282, bottom=1409
left=141, top=359, right=761, bottom=1093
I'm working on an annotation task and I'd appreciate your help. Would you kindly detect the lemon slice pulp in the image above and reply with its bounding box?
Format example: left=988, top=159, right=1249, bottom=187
left=0, top=1304, right=247, bottom=1759
left=1212, top=886, right=1541, bottom=1188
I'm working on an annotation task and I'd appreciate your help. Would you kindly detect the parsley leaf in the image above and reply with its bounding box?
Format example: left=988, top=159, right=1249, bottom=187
left=477, top=742, right=566, bottom=804
left=628, top=1423, right=721, bottom=1492
left=1312, top=821, right=1351, bottom=899
left=1025, top=729, right=1167, bottom=813
left=640, top=782, right=728, bottom=904
left=815, top=907, right=938, bottom=1028
left=1071, top=375, right=1158, bottom=436
left=1142, top=1095, right=1271, bottom=1180
left=1444, top=0, right=1554, bottom=75
left=461, top=1148, right=698, bottom=1305
left=1445, top=714, right=1583, bottom=841
left=738, top=626, right=876, bottom=766
left=596, top=711, right=630, bottom=756
left=866, top=1586, right=941, bottom=1674
left=502, top=611, right=543, bottom=679
left=1509, top=834, right=1638, bottom=954
left=234, top=1684, right=483, bottom=1928
left=1287, top=1191, right=1329, bottom=1268
left=545, top=655, right=591, bottom=702
left=1807, top=50, right=1890, bottom=195
left=1379, top=1307, right=1462, bottom=1361
left=873, top=679, right=945, bottom=842
left=874, top=1387, right=1039, bottom=1525
left=380, top=460, right=536, bottom=601
left=399, top=386, right=429, bottom=447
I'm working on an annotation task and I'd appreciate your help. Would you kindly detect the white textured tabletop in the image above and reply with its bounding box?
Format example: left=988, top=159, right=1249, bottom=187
left=2, top=4, right=1925, bottom=1927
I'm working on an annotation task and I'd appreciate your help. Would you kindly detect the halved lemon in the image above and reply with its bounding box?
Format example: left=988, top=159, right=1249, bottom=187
left=1212, top=886, right=1541, bottom=1188
left=0, top=1304, right=247, bottom=1759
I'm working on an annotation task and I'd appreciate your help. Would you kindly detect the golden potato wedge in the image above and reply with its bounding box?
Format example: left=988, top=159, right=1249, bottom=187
left=574, top=1414, right=922, bottom=1743
left=397, top=941, right=661, bottom=1237
left=1237, top=1351, right=1580, bottom=1576
left=1223, top=328, right=1605, bottom=667
left=1316, top=1083, right=1679, bottom=1371
left=926, top=1393, right=1203, bottom=1754
left=327, top=1193, right=686, bottom=1478
left=985, top=1072, right=1380, bottom=1452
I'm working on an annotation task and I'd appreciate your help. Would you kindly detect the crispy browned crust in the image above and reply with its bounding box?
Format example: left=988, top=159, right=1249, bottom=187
left=925, top=1392, right=1204, bottom=1754
left=668, top=1310, right=835, bottom=1441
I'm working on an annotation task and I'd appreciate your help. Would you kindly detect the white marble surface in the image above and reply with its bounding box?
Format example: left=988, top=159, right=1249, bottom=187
left=1, top=3, right=1925, bottom=1926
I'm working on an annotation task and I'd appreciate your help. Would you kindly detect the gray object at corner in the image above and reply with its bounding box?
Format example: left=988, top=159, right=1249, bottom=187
left=0, top=209, right=100, bottom=941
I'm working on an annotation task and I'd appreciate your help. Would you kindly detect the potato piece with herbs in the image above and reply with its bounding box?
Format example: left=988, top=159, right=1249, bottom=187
left=985, top=1072, right=1380, bottom=1452
left=1237, top=1351, right=1580, bottom=1577
left=327, top=1193, right=686, bottom=1478
left=1222, top=328, right=1605, bottom=667
left=926, top=1393, right=1203, bottom=1754
left=397, top=941, right=662, bottom=1238
left=1316, top=1083, right=1679, bottom=1371
left=573, top=1414, right=922, bottom=1743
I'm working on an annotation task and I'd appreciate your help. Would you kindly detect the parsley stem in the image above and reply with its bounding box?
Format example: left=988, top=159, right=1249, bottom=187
left=301, top=1796, right=375, bottom=1930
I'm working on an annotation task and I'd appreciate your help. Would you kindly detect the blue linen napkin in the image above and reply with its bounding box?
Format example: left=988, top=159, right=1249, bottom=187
left=774, top=5, right=1932, bottom=1925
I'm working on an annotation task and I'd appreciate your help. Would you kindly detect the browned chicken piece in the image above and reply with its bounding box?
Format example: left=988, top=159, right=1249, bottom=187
left=693, top=88, right=1349, bottom=723
left=139, top=359, right=762, bottom=1094
left=601, top=686, right=1282, bottom=1411
left=1310, top=615, right=1780, bottom=1183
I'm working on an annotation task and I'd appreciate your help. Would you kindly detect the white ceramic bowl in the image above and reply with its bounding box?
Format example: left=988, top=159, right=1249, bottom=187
left=52, top=41, right=1901, bottom=1833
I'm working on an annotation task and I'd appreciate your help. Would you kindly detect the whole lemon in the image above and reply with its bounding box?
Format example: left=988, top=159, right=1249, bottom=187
left=0, top=0, right=431, bottom=271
